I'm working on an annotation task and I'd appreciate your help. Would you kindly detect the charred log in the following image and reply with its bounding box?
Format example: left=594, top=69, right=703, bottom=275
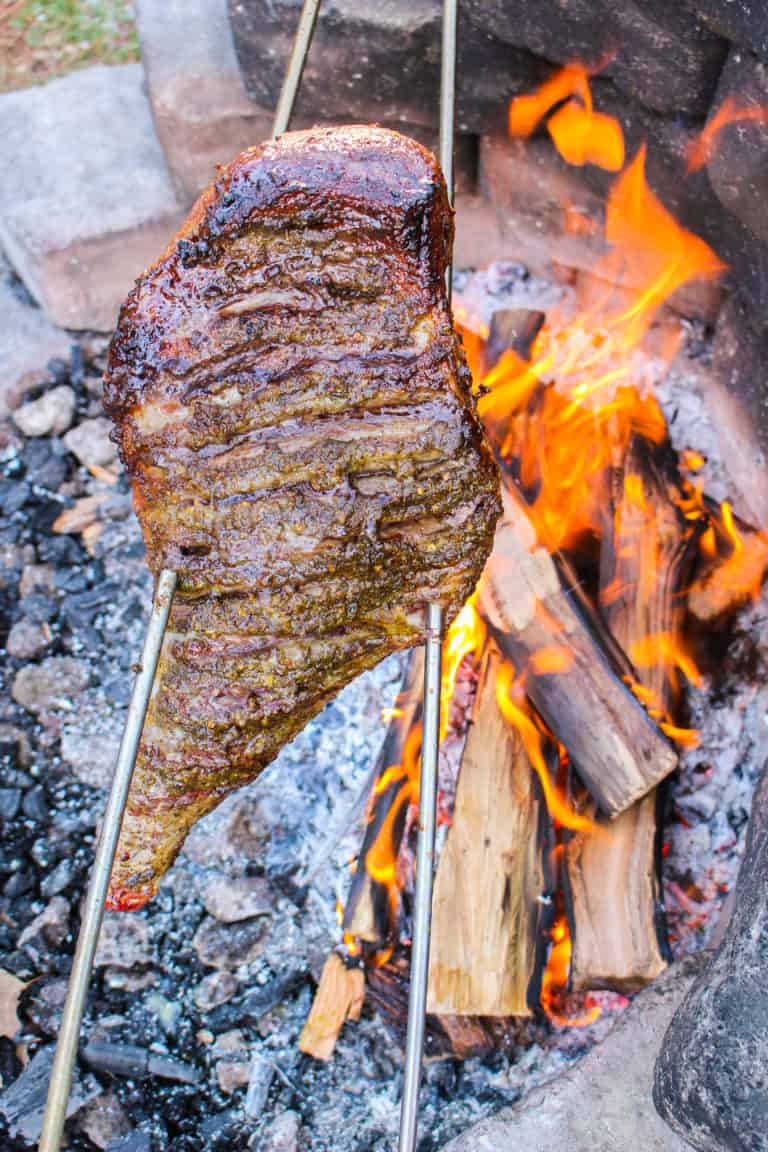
left=477, top=480, right=677, bottom=818
left=342, top=647, right=424, bottom=945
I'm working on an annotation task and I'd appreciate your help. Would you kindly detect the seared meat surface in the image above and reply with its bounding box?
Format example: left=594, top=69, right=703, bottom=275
left=103, top=125, right=500, bottom=910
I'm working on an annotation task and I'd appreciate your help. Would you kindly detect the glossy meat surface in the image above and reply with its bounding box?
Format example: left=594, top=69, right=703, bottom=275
left=103, top=125, right=500, bottom=909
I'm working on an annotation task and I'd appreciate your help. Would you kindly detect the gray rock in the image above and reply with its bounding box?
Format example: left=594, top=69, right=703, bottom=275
left=711, top=295, right=768, bottom=477
left=12, top=384, right=76, bottom=437
left=95, top=912, right=154, bottom=969
left=0, top=1046, right=99, bottom=1142
left=691, top=0, right=768, bottom=58
left=216, top=1058, right=251, bottom=1095
left=18, top=895, right=71, bottom=953
left=60, top=690, right=124, bottom=789
left=0, top=277, right=71, bottom=418
left=244, top=1052, right=274, bottom=1118
left=6, top=617, right=50, bottom=659
left=75, top=1091, right=132, bottom=1150
left=0, top=65, right=182, bottom=331
left=19, top=564, right=55, bottom=597
left=64, top=417, right=118, bottom=470
left=203, top=875, right=272, bottom=924
left=193, top=914, right=269, bottom=970
left=193, top=970, right=238, bottom=1012
left=11, top=655, right=89, bottom=713
left=441, top=956, right=703, bottom=1152
left=258, top=1110, right=300, bottom=1152
left=136, top=0, right=270, bottom=202
left=706, top=48, right=768, bottom=246
left=654, top=770, right=768, bottom=1151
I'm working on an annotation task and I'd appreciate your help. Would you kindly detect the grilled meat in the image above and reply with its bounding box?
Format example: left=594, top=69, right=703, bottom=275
left=103, top=125, right=500, bottom=910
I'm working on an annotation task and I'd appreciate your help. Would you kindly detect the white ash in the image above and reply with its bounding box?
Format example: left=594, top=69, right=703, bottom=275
left=0, top=294, right=764, bottom=1152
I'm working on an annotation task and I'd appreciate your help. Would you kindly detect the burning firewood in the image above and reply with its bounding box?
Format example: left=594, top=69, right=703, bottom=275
left=427, top=641, right=554, bottom=1016
left=478, top=480, right=678, bottom=818
left=342, top=647, right=425, bottom=946
left=566, top=436, right=698, bottom=991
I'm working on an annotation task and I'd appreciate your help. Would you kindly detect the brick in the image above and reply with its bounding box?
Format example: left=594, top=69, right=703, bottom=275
left=137, top=0, right=271, bottom=203
left=0, top=65, right=183, bottom=331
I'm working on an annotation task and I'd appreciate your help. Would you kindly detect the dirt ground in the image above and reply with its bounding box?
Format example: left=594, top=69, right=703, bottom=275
left=0, top=0, right=137, bottom=93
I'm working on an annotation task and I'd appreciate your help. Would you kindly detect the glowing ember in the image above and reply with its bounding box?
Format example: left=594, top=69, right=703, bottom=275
left=540, top=913, right=602, bottom=1028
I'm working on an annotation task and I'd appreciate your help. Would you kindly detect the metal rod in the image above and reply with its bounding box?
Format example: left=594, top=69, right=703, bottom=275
left=271, top=0, right=322, bottom=137
left=439, top=0, right=458, bottom=306
left=38, top=569, right=177, bottom=1152
left=398, top=602, right=444, bottom=1152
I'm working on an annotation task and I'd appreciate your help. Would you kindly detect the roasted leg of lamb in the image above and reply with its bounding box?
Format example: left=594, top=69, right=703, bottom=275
left=103, top=125, right=500, bottom=910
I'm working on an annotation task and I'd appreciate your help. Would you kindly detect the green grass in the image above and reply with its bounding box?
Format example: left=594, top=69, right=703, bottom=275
left=1, top=0, right=139, bottom=92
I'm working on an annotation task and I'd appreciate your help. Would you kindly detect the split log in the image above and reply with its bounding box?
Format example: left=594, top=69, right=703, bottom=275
left=427, top=642, right=554, bottom=1016
left=477, top=481, right=677, bottom=818
left=342, top=647, right=424, bottom=945
left=299, top=953, right=365, bottom=1062
left=566, top=437, right=693, bottom=991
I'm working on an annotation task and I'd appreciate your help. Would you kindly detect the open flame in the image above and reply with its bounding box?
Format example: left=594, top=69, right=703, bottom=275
left=341, top=61, right=768, bottom=1030
left=687, top=96, right=768, bottom=172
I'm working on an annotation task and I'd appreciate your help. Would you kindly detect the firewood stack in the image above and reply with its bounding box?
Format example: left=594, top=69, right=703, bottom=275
left=300, top=303, right=764, bottom=1061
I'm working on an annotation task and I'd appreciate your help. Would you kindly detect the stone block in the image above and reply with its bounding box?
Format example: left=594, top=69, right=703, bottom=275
left=229, top=0, right=726, bottom=128
left=229, top=0, right=548, bottom=138
left=0, top=65, right=183, bottom=331
left=136, top=0, right=271, bottom=203
left=691, top=0, right=768, bottom=60
left=475, top=0, right=727, bottom=116
left=655, top=771, right=768, bottom=1151
left=706, top=47, right=768, bottom=246
left=0, top=275, right=71, bottom=419
left=473, top=134, right=722, bottom=320
left=441, top=954, right=703, bottom=1152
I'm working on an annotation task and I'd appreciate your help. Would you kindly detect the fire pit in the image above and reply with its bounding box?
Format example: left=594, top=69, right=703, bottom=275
left=1, top=3, right=768, bottom=1151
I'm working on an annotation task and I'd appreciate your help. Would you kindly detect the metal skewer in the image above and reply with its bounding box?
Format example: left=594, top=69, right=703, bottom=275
left=39, top=7, right=324, bottom=1148
left=398, top=3, right=457, bottom=1150
left=38, top=569, right=177, bottom=1152
left=39, top=0, right=453, bottom=1147
left=271, top=0, right=322, bottom=138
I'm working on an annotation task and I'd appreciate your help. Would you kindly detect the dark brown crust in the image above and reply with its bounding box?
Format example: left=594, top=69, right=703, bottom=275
left=103, top=125, right=500, bottom=909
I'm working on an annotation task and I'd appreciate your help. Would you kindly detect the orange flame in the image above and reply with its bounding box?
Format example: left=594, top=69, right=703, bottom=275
left=441, top=598, right=486, bottom=739
left=687, top=96, right=768, bottom=173
left=508, top=63, right=624, bottom=172
left=540, top=914, right=602, bottom=1028
left=629, top=630, right=704, bottom=692
left=495, top=663, right=594, bottom=834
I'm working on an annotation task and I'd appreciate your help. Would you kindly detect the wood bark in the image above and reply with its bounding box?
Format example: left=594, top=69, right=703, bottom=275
left=476, top=481, right=677, bottom=818
left=427, top=642, right=553, bottom=1016
left=566, top=437, right=691, bottom=991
